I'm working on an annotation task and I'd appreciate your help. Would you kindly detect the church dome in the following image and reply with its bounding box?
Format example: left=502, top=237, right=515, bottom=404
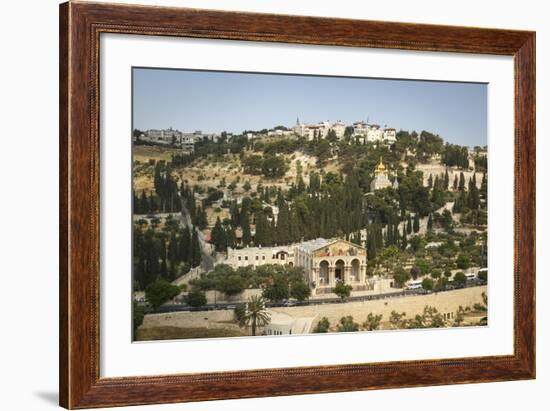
left=375, top=158, right=387, bottom=173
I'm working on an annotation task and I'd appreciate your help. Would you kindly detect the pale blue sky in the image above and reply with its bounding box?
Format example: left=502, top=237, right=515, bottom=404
left=133, top=67, right=487, bottom=147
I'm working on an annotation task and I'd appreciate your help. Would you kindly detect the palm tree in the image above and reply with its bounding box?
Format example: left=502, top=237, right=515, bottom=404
left=243, top=295, right=270, bottom=336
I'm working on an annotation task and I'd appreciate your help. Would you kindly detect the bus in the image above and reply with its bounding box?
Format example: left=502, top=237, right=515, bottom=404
left=405, top=279, right=423, bottom=290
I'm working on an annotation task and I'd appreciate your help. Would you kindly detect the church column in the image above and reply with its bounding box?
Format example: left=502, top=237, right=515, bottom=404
left=311, top=268, right=318, bottom=296
left=329, top=267, right=335, bottom=287
left=344, top=265, right=351, bottom=284
left=312, top=267, right=318, bottom=287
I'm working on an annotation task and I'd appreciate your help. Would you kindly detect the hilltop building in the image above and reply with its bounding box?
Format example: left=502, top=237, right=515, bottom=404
left=331, top=120, right=346, bottom=139
left=352, top=122, right=397, bottom=145
left=382, top=128, right=397, bottom=144
left=139, top=127, right=182, bottom=145
left=293, top=119, right=344, bottom=141
left=352, top=121, right=368, bottom=137
left=366, top=124, right=384, bottom=142
left=294, top=121, right=330, bottom=141
left=137, top=128, right=214, bottom=152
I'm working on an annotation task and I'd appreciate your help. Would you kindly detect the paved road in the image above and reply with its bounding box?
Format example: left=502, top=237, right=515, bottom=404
left=179, top=201, right=214, bottom=271
left=148, top=280, right=486, bottom=314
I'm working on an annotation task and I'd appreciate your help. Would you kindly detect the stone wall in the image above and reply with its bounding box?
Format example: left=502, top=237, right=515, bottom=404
left=204, top=288, right=262, bottom=305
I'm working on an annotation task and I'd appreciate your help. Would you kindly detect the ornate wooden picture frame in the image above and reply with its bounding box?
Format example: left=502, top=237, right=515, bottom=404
left=59, top=1, right=535, bottom=408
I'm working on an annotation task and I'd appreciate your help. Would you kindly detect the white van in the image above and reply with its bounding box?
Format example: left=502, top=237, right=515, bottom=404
left=465, top=272, right=478, bottom=281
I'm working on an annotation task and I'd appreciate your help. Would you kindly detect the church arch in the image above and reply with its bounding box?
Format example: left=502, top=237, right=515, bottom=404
left=335, top=259, right=345, bottom=282
left=319, top=260, right=329, bottom=285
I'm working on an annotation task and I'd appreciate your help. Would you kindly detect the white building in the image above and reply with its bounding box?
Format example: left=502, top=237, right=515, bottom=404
left=332, top=120, right=346, bottom=140
left=302, top=124, right=325, bottom=141
left=225, top=246, right=294, bottom=268
left=350, top=122, right=397, bottom=145
left=141, top=127, right=183, bottom=145
left=294, top=119, right=345, bottom=141
left=352, top=121, right=368, bottom=137
left=366, top=124, right=384, bottom=142
left=139, top=128, right=202, bottom=152
left=181, top=135, right=196, bottom=152
left=383, top=128, right=397, bottom=144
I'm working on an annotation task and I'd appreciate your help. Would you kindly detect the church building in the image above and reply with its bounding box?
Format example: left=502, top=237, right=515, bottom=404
left=294, top=239, right=368, bottom=295
left=370, top=158, right=397, bottom=191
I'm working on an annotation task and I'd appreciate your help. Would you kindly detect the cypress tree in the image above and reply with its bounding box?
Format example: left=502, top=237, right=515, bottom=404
left=433, top=175, right=440, bottom=191
left=133, top=191, right=139, bottom=214
left=427, top=213, right=433, bottom=231
left=144, top=229, right=159, bottom=285
left=444, top=169, right=450, bottom=190
left=167, top=231, right=178, bottom=258
left=230, top=202, right=240, bottom=227
left=406, top=215, right=412, bottom=234
left=275, top=197, right=291, bottom=245
left=159, top=236, right=167, bottom=279
left=160, top=259, right=168, bottom=280
left=190, top=229, right=201, bottom=268
left=185, top=191, right=196, bottom=219
left=386, top=222, right=394, bottom=246
left=431, top=180, right=442, bottom=205
left=139, top=190, right=149, bottom=214
left=480, top=173, right=488, bottom=202
left=211, top=217, right=225, bottom=251
left=468, top=183, right=480, bottom=210
left=413, top=214, right=420, bottom=233
left=179, top=227, right=191, bottom=264
left=148, top=192, right=157, bottom=213
left=241, top=212, right=251, bottom=246
left=297, top=175, right=306, bottom=194
left=453, top=174, right=458, bottom=190
left=253, top=212, right=269, bottom=246
left=225, top=226, right=236, bottom=249
left=401, top=225, right=408, bottom=250
left=194, top=206, right=208, bottom=230
left=153, top=163, right=163, bottom=198
left=459, top=172, right=465, bottom=191
left=374, top=221, right=383, bottom=250
left=367, top=229, right=377, bottom=261
left=398, top=189, right=407, bottom=215
left=133, top=227, right=146, bottom=289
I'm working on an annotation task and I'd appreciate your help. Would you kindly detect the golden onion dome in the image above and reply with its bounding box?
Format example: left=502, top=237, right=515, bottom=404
left=375, top=158, right=386, bottom=173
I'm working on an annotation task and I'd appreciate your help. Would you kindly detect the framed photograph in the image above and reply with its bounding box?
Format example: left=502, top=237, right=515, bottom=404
left=59, top=1, right=535, bottom=409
